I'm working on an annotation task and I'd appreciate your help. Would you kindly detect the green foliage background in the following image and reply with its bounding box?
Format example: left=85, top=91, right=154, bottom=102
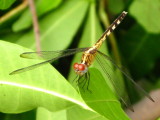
left=0, top=0, right=160, bottom=120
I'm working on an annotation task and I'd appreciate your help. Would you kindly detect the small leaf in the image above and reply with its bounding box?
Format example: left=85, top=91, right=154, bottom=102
left=129, top=0, right=160, bottom=33
left=0, top=0, right=16, bottom=9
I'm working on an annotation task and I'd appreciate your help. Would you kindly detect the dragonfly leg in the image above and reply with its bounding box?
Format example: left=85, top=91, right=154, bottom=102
left=72, top=75, right=79, bottom=83
left=86, top=72, right=92, bottom=93
left=82, top=74, right=88, bottom=88
left=77, top=75, right=85, bottom=85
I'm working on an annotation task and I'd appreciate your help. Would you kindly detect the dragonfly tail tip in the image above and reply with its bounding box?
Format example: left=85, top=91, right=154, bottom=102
left=123, top=11, right=128, bottom=14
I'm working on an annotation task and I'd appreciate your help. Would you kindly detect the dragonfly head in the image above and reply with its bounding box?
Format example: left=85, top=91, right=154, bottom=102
left=73, top=63, right=88, bottom=76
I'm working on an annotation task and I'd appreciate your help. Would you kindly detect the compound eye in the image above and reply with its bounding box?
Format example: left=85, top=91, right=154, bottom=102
left=78, top=64, right=86, bottom=71
left=73, top=63, right=79, bottom=70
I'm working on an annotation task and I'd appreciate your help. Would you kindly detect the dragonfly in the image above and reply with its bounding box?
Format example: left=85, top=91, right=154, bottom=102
left=10, top=11, right=154, bottom=110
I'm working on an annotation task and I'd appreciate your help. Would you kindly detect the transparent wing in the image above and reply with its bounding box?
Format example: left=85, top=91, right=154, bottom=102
left=20, top=48, right=89, bottom=60
left=96, top=51, right=154, bottom=103
left=95, top=53, right=134, bottom=111
left=10, top=48, right=89, bottom=75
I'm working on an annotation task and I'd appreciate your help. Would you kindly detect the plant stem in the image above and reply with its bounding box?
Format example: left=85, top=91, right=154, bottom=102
left=0, top=0, right=28, bottom=24
left=28, top=0, right=41, bottom=52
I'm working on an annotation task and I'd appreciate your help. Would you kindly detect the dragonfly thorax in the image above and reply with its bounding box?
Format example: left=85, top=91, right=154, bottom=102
left=73, top=63, right=88, bottom=76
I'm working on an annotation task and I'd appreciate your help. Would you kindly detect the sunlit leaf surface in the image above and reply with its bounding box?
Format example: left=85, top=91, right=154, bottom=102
left=0, top=40, right=90, bottom=113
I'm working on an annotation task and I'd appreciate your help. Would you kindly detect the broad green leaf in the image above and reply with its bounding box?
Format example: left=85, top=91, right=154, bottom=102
left=68, top=2, right=130, bottom=120
left=0, top=0, right=16, bottom=9
left=0, top=40, right=91, bottom=113
left=37, top=108, right=67, bottom=120
left=37, top=106, right=108, bottom=120
left=129, top=0, right=160, bottom=33
left=67, top=105, right=108, bottom=120
left=16, top=0, right=89, bottom=51
left=120, top=24, right=160, bottom=78
left=12, top=0, right=62, bottom=32
left=108, top=0, right=124, bottom=14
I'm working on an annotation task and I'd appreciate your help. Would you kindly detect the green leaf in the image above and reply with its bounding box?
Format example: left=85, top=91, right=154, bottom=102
left=0, top=40, right=90, bottom=113
left=12, top=0, right=62, bottom=32
left=15, top=0, right=89, bottom=51
left=0, top=31, right=22, bottom=43
left=0, top=110, right=36, bottom=120
left=79, top=68, right=130, bottom=120
left=37, top=106, right=109, bottom=120
left=37, top=108, right=67, bottom=120
left=0, top=0, right=16, bottom=9
left=157, top=118, right=160, bottom=120
left=129, top=0, right=160, bottom=33
left=36, top=0, right=62, bottom=16
left=155, top=78, right=160, bottom=89
left=67, top=105, right=108, bottom=120
left=108, top=0, right=124, bottom=14
left=120, top=24, right=160, bottom=78
left=68, top=2, right=130, bottom=120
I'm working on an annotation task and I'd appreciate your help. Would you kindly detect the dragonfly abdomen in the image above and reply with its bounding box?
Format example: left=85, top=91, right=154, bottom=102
left=94, top=11, right=128, bottom=48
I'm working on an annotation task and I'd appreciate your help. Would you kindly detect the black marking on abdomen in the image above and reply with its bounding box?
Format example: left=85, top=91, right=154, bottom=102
left=96, top=11, right=127, bottom=44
